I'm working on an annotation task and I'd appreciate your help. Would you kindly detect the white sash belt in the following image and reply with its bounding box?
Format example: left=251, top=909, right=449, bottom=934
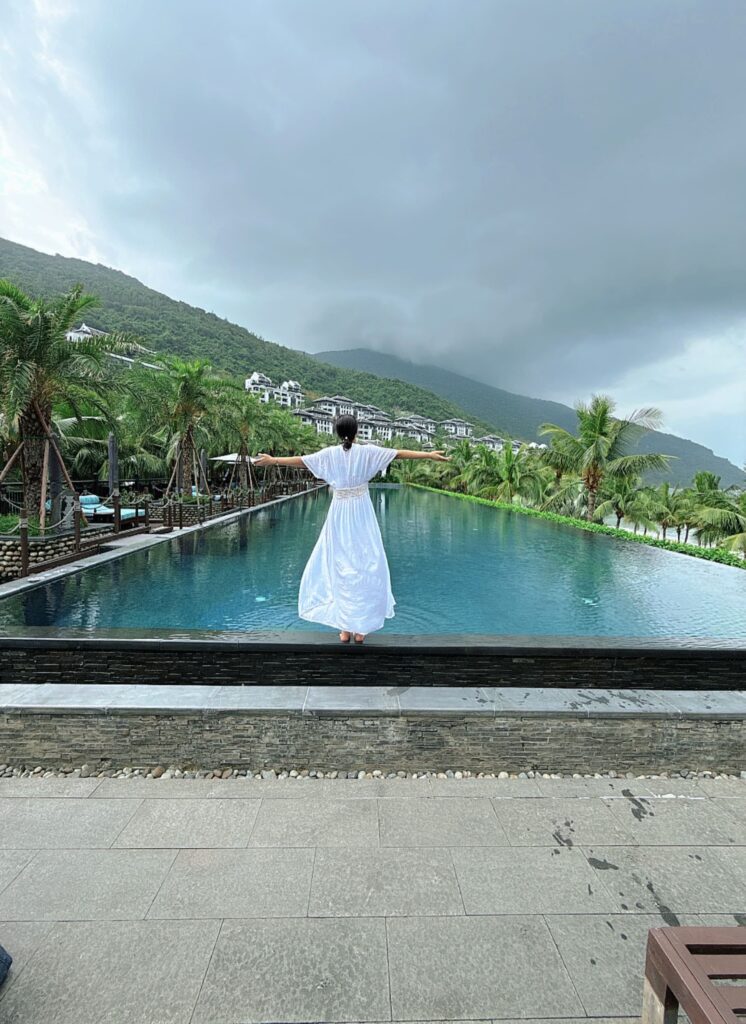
left=331, top=483, right=369, bottom=501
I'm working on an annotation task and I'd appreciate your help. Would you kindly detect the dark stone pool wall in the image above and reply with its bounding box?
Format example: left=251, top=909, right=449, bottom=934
left=0, top=632, right=743, bottom=689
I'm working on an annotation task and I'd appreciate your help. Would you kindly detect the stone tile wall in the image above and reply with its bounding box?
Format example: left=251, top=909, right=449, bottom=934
left=1, top=708, right=743, bottom=772
left=0, top=528, right=115, bottom=581
left=0, top=641, right=743, bottom=689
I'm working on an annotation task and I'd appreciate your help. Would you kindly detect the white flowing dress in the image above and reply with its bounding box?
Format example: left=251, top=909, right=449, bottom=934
left=299, top=443, right=399, bottom=634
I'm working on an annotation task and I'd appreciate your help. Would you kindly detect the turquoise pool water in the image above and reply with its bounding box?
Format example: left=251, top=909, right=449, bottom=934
left=0, top=486, right=743, bottom=638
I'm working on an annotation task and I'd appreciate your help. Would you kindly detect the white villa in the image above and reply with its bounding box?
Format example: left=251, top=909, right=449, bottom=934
left=474, top=435, right=508, bottom=451
left=66, top=322, right=108, bottom=341
left=244, top=372, right=304, bottom=408
left=66, top=324, right=162, bottom=371
left=440, top=418, right=474, bottom=438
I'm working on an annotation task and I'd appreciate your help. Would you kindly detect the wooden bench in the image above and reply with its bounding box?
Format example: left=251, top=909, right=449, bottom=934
left=644, top=927, right=746, bottom=1024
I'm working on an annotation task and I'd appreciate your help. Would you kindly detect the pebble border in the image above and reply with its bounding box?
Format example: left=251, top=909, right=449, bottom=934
left=1, top=763, right=744, bottom=782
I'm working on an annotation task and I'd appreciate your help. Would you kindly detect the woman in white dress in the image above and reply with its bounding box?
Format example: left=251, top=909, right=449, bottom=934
left=254, top=415, right=450, bottom=643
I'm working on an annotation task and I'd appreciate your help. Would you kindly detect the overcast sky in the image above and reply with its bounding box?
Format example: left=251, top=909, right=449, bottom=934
left=1, top=0, right=745, bottom=464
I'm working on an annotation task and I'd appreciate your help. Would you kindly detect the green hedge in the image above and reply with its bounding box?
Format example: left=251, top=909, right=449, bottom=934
left=410, top=484, right=746, bottom=570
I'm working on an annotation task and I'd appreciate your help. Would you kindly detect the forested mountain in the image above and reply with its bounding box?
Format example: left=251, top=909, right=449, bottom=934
left=0, top=238, right=491, bottom=432
left=316, top=348, right=744, bottom=488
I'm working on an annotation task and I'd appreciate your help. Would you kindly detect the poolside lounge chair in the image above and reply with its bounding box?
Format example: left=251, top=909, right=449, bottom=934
left=79, top=493, right=146, bottom=526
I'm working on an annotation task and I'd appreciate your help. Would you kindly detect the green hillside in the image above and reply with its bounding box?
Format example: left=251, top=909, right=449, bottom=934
left=316, top=348, right=744, bottom=488
left=2, top=237, right=741, bottom=487
left=0, top=237, right=492, bottom=432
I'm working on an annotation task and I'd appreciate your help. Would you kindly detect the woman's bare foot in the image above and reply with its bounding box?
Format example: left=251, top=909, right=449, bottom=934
left=339, top=631, right=351, bottom=643
left=354, top=633, right=365, bottom=644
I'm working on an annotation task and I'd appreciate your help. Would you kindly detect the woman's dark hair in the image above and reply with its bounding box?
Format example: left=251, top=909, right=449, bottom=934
left=335, top=414, right=358, bottom=451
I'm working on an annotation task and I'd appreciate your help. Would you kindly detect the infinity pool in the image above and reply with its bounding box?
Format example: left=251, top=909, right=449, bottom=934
left=0, top=486, right=744, bottom=638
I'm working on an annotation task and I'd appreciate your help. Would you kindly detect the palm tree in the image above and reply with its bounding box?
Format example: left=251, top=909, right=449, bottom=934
left=218, top=390, right=264, bottom=489
left=134, top=357, right=229, bottom=493
left=462, top=443, right=545, bottom=504
left=539, top=395, right=671, bottom=520
left=57, top=411, right=166, bottom=486
left=0, top=280, right=142, bottom=514
left=594, top=475, right=642, bottom=529
left=443, top=439, right=476, bottom=493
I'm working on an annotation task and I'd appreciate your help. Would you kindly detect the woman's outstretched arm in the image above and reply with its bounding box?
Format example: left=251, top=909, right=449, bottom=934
left=395, top=449, right=451, bottom=461
left=254, top=454, right=305, bottom=467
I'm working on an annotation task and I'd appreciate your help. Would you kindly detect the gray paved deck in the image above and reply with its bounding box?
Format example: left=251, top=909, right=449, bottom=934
left=1, top=776, right=745, bottom=1023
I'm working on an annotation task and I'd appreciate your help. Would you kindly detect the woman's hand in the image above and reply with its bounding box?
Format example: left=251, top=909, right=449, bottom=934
left=430, top=450, right=451, bottom=462
left=253, top=453, right=274, bottom=466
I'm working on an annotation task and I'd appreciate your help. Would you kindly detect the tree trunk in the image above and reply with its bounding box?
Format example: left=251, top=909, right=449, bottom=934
left=238, top=441, right=250, bottom=489
left=662, top=526, right=667, bottom=540
left=179, top=429, right=195, bottom=494
left=586, top=486, right=597, bottom=520
left=19, top=405, right=49, bottom=518
left=684, top=525, right=690, bottom=543
left=615, top=514, right=622, bottom=529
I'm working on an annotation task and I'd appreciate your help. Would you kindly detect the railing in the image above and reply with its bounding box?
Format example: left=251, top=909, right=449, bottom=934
left=1, top=470, right=318, bottom=579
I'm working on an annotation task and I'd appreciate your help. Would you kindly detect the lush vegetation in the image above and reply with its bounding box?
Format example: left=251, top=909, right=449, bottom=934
left=0, top=282, right=323, bottom=522
left=388, top=402, right=746, bottom=564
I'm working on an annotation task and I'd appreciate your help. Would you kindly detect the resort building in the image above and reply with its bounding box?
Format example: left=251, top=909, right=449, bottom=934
left=474, top=435, right=507, bottom=451
left=66, top=322, right=108, bottom=341
left=294, top=409, right=335, bottom=435
left=408, top=413, right=438, bottom=433
left=439, top=418, right=474, bottom=438
left=66, top=324, right=162, bottom=370
left=244, top=372, right=304, bottom=408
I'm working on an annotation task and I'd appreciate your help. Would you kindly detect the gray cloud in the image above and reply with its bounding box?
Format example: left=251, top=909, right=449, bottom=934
left=2, top=0, right=745, bottom=460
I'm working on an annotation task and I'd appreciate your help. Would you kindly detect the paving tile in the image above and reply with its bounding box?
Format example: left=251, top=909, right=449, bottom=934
left=309, top=847, right=463, bottom=916
left=191, top=917, right=390, bottom=1024
left=0, top=849, right=176, bottom=920
left=454, top=846, right=617, bottom=914
left=0, top=777, right=101, bottom=798
left=0, top=851, right=37, bottom=896
left=0, top=684, right=28, bottom=708
left=0, top=919, right=220, bottom=1023
left=387, top=915, right=583, bottom=1020
left=103, top=684, right=216, bottom=710
left=546, top=914, right=687, bottom=1016
left=0, top=683, right=126, bottom=712
left=380, top=798, right=508, bottom=847
left=429, top=778, right=542, bottom=798
left=113, top=798, right=259, bottom=848
left=585, top=844, right=746, bottom=914
left=249, top=798, right=379, bottom=847
left=207, top=684, right=307, bottom=712
left=94, top=778, right=226, bottom=799
left=0, top=798, right=141, bottom=849
left=0, top=921, right=53, bottom=994
left=149, top=848, right=314, bottom=918
left=304, top=685, right=399, bottom=714
left=239, top=776, right=433, bottom=798
left=536, top=777, right=655, bottom=799
left=698, top=778, right=746, bottom=798
left=573, top=688, right=679, bottom=717
left=493, top=797, right=636, bottom=847
left=603, top=794, right=746, bottom=845
left=640, top=778, right=707, bottom=797
left=488, top=687, right=595, bottom=716
left=662, top=690, right=746, bottom=716
left=398, top=686, right=494, bottom=714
